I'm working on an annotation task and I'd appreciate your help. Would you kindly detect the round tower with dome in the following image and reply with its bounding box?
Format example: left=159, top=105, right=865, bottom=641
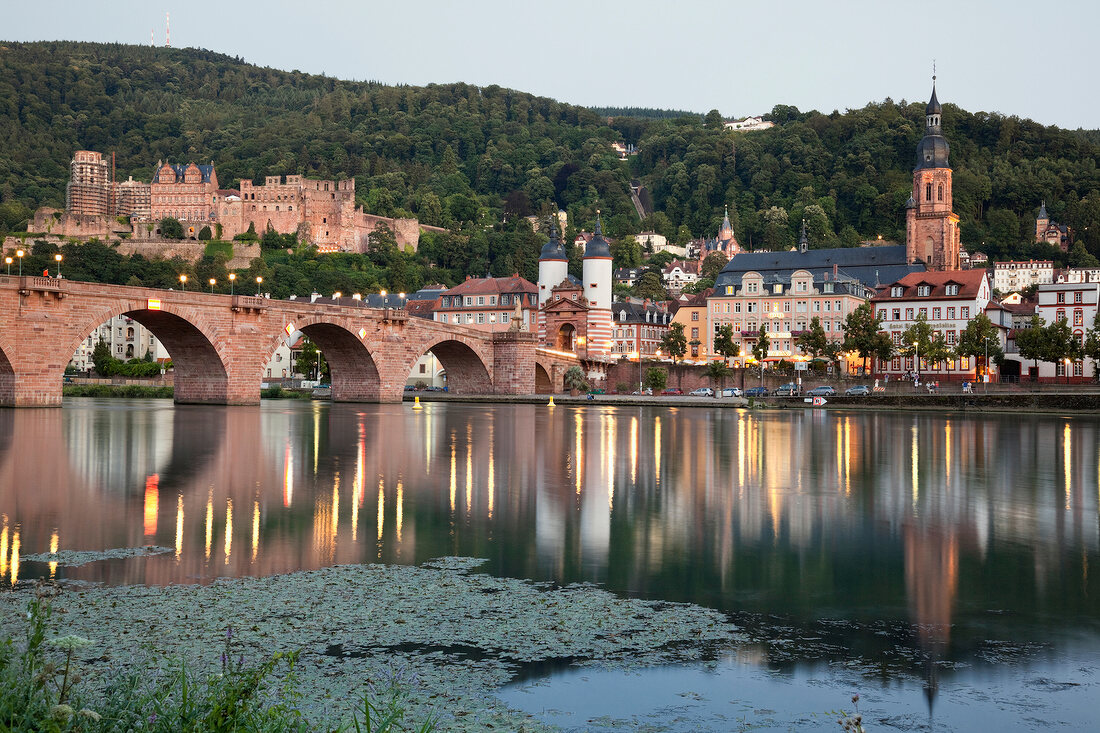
left=905, top=78, right=961, bottom=271
left=581, top=213, right=613, bottom=356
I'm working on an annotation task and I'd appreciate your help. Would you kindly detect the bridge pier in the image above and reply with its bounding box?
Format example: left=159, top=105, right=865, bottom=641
left=492, top=331, right=537, bottom=395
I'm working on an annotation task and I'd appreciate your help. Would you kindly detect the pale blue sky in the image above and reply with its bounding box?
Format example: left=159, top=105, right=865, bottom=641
left=7, top=0, right=1099, bottom=129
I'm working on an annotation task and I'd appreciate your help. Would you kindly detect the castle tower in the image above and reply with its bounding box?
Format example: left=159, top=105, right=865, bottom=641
left=905, top=79, right=961, bottom=271
left=1035, top=200, right=1049, bottom=243
left=537, top=219, right=569, bottom=342
left=582, top=214, right=613, bottom=357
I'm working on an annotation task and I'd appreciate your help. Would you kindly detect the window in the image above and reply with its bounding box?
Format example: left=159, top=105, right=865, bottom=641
left=477, top=296, right=485, bottom=306
left=501, top=295, right=510, bottom=306
left=919, top=308, right=928, bottom=319
left=1056, top=361, right=1066, bottom=377
left=891, top=286, right=904, bottom=297
left=489, top=296, right=496, bottom=305
left=823, top=282, right=834, bottom=294
left=725, top=285, right=734, bottom=295
left=1057, top=292, right=1065, bottom=303
left=961, top=307, right=970, bottom=318
left=797, top=301, right=807, bottom=312
left=477, top=313, right=485, bottom=324
left=926, top=182, right=932, bottom=201
left=1074, top=362, right=1084, bottom=377
left=937, top=183, right=944, bottom=201
left=746, top=282, right=758, bottom=293
left=945, top=284, right=959, bottom=296
left=691, top=311, right=699, bottom=321
left=419, top=364, right=426, bottom=374
left=785, top=301, right=792, bottom=312
left=746, top=303, right=756, bottom=313
left=835, top=300, right=841, bottom=312
left=1056, top=309, right=1066, bottom=322
left=933, top=308, right=941, bottom=320
left=878, top=309, right=887, bottom=320
left=1074, top=310, right=1084, bottom=326
left=465, top=296, right=473, bottom=306
left=691, top=327, right=699, bottom=338
left=906, top=308, right=914, bottom=320
left=813, top=301, right=821, bottom=312
left=1074, top=291, right=1083, bottom=303
left=465, top=314, right=474, bottom=324
left=947, top=307, right=955, bottom=319
left=797, top=281, right=807, bottom=292
left=824, top=301, right=831, bottom=312
left=917, top=285, right=931, bottom=296
left=892, top=308, right=901, bottom=320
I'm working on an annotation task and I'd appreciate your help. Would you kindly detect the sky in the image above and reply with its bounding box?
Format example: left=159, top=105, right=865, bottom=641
left=6, top=0, right=1100, bottom=129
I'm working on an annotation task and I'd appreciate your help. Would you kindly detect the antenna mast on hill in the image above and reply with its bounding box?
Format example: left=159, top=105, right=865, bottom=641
left=166, top=12, right=171, bottom=48
left=151, top=28, right=154, bottom=46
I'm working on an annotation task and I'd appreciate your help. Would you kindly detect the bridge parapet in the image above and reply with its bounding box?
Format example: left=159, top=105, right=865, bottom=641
left=231, top=295, right=268, bottom=313
left=18, top=276, right=66, bottom=298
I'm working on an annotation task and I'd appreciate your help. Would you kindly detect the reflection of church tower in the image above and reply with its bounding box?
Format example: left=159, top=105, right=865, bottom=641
left=537, top=220, right=568, bottom=342
left=581, top=215, right=613, bottom=357
left=905, top=79, right=960, bottom=271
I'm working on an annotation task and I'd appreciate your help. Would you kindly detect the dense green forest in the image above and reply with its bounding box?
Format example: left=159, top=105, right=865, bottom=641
left=1, top=40, right=1099, bottom=281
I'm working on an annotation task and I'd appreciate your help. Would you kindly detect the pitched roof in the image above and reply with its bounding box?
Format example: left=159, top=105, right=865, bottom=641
left=442, top=275, right=537, bottom=297
left=716, top=245, right=922, bottom=291
left=153, top=163, right=216, bottom=184
left=872, top=269, right=986, bottom=301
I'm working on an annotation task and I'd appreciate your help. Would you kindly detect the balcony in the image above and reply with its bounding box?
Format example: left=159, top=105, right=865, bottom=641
left=18, top=276, right=66, bottom=297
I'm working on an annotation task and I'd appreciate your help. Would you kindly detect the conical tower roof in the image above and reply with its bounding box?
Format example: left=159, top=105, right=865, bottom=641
left=539, top=218, right=568, bottom=261
left=584, top=212, right=612, bottom=259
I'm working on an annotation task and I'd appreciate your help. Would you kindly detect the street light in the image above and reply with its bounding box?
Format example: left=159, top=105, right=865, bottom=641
left=333, top=291, right=342, bottom=300
left=913, top=340, right=919, bottom=384
left=54, top=253, right=63, bottom=279
left=4, top=257, right=10, bottom=275
left=15, top=249, right=23, bottom=276
left=209, top=278, right=216, bottom=293
left=983, top=336, right=990, bottom=393
left=179, top=274, right=187, bottom=291
left=229, top=273, right=236, bottom=295
left=256, top=276, right=263, bottom=295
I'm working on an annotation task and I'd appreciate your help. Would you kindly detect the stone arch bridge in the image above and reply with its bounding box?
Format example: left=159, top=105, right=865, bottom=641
left=0, top=276, right=570, bottom=407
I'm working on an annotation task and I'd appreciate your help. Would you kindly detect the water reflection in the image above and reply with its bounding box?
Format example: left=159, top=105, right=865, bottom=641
left=1, top=400, right=1098, bottom=692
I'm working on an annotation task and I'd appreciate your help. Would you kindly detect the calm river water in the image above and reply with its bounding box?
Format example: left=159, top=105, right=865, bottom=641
left=1, top=399, right=1098, bottom=730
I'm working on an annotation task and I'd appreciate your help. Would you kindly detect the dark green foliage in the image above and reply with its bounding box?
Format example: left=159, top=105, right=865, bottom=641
left=159, top=217, right=184, bottom=239
left=643, top=367, right=668, bottom=391
left=198, top=225, right=212, bottom=240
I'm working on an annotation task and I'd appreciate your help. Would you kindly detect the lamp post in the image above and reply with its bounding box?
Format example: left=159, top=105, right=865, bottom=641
left=209, top=278, right=216, bottom=294
left=4, top=257, right=10, bottom=275
left=913, top=340, right=919, bottom=385
left=333, top=291, right=342, bottom=301
left=179, top=274, right=187, bottom=291
left=229, top=272, right=236, bottom=295
left=1065, top=357, right=1071, bottom=386
left=16, top=249, right=23, bottom=276
left=256, top=276, right=263, bottom=295
left=54, top=253, right=63, bottom=279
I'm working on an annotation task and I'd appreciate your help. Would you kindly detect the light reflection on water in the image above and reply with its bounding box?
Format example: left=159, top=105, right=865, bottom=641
left=1, top=398, right=1098, bottom=728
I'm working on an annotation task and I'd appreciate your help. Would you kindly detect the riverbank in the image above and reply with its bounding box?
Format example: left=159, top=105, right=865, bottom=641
left=0, top=558, right=741, bottom=731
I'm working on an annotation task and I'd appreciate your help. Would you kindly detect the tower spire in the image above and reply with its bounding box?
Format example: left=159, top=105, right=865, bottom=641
left=799, top=219, right=809, bottom=253
left=594, top=209, right=603, bottom=236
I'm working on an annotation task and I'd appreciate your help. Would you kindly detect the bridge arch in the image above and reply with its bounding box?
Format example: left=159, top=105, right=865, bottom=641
left=68, top=301, right=231, bottom=404
left=416, top=338, right=493, bottom=395
left=534, top=362, right=553, bottom=394
left=260, top=317, right=383, bottom=402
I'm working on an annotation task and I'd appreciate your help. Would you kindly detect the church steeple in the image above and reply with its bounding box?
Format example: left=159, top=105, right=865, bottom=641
left=798, top=219, right=809, bottom=253
left=906, top=72, right=960, bottom=271
left=916, top=77, right=949, bottom=170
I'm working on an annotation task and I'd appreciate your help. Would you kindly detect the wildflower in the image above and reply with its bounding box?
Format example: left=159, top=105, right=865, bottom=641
left=77, top=709, right=102, bottom=721
left=49, top=704, right=74, bottom=723
left=46, top=635, right=95, bottom=651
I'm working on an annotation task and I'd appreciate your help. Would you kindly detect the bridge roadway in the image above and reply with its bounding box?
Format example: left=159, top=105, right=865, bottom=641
left=0, top=275, right=554, bottom=407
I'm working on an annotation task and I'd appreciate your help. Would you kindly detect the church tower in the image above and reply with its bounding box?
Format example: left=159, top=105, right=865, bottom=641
left=905, top=79, right=961, bottom=271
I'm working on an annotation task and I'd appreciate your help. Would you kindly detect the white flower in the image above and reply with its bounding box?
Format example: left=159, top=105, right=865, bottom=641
left=46, top=635, right=95, bottom=651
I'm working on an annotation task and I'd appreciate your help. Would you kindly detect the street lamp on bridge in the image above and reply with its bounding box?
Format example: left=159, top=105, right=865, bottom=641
left=209, top=278, right=216, bottom=294
left=228, top=273, right=236, bottom=295
left=15, top=249, right=23, bottom=276
left=54, top=253, right=63, bottom=279
left=255, top=276, right=263, bottom=295
left=179, top=274, right=187, bottom=291
left=4, top=257, right=10, bottom=275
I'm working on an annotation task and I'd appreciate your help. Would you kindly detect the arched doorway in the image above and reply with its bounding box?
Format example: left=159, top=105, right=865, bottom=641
left=556, top=324, right=576, bottom=352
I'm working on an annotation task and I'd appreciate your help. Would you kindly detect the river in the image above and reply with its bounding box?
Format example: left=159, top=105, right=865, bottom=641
left=1, top=398, right=1097, bottom=730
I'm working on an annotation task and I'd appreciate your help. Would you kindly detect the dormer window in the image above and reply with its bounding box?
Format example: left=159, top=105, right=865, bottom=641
left=945, top=284, right=959, bottom=296
left=917, top=285, right=932, bottom=297
left=823, top=283, right=834, bottom=294
left=724, top=285, right=734, bottom=295
left=619, top=310, right=627, bottom=321
left=773, top=284, right=782, bottom=294
left=890, top=286, right=903, bottom=298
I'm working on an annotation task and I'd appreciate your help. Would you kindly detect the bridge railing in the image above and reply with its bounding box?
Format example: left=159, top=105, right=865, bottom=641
left=231, top=295, right=268, bottom=312
left=18, top=275, right=66, bottom=296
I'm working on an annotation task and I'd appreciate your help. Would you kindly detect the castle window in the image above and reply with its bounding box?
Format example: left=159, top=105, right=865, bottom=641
left=926, top=183, right=932, bottom=201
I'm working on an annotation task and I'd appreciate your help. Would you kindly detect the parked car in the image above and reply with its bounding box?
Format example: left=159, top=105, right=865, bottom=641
left=720, top=387, right=743, bottom=398
left=689, top=387, right=714, bottom=397
left=845, top=385, right=870, bottom=396
left=744, top=386, right=770, bottom=397
left=806, top=385, right=837, bottom=396
left=661, top=388, right=684, bottom=396
left=773, top=383, right=800, bottom=396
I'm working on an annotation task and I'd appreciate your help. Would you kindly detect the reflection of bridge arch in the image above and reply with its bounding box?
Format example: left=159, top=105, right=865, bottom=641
left=68, top=300, right=230, bottom=404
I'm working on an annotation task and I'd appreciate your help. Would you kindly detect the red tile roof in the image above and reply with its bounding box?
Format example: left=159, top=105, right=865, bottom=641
left=442, top=275, right=537, bottom=297
left=873, top=269, right=986, bottom=301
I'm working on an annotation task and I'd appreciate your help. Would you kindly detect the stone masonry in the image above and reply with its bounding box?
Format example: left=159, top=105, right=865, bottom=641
left=0, top=277, right=537, bottom=407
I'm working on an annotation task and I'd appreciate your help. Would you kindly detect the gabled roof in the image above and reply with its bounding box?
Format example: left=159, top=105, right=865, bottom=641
left=153, top=163, right=216, bottom=184
left=406, top=298, right=438, bottom=320
left=612, top=301, right=671, bottom=325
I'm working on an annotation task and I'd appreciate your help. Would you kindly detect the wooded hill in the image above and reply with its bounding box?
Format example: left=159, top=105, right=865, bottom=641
left=1, top=40, right=1098, bottom=272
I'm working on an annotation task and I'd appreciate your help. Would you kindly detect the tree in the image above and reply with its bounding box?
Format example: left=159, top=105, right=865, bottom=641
left=643, top=367, right=667, bottom=392
left=843, top=303, right=892, bottom=373
left=700, top=252, right=727, bottom=281
left=899, top=313, right=939, bottom=369
left=704, top=109, right=724, bottom=130
left=633, top=271, right=668, bottom=300
left=713, top=324, right=740, bottom=365
left=610, top=235, right=642, bottom=268
left=796, top=317, right=829, bottom=360
left=1085, top=312, right=1100, bottom=361
left=1015, top=315, right=1046, bottom=373
left=91, top=338, right=113, bottom=377
left=159, top=217, right=184, bottom=240
left=705, top=359, right=731, bottom=396
left=296, top=339, right=327, bottom=382
left=661, top=322, right=688, bottom=388
left=563, top=365, right=588, bottom=395
left=956, top=313, right=1004, bottom=378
